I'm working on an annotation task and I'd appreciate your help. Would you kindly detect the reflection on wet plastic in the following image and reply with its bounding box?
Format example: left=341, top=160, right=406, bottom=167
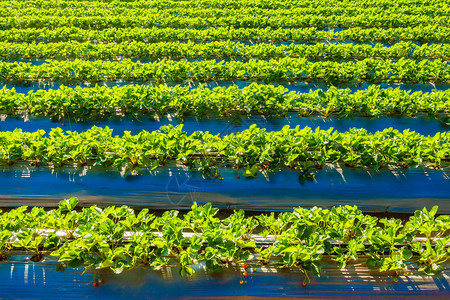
left=0, top=164, right=448, bottom=213
left=0, top=258, right=449, bottom=299
left=1, top=113, right=448, bottom=137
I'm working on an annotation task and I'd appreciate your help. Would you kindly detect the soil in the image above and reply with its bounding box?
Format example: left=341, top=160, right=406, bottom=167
left=29, top=253, right=44, bottom=262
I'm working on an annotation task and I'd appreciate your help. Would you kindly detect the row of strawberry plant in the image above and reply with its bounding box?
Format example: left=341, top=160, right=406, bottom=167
left=0, top=58, right=447, bottom=84
left=2, top=26, right=447, bottom=44
left=2, top=0, right=444, bottom=10
left=0, top=125, right=448, bottom=174
left=2, top=14, right=447, bottom=30
left=3, top=41, right=448, bottom=61
left=1, top=198, right=448, bottom=278
left=1, top=84, right=448, bottom=119
left=4, top=6, right=449, bottom=18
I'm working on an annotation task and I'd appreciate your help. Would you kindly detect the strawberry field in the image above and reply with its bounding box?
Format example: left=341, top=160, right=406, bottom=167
left=0, top=0, right=449, bottom=298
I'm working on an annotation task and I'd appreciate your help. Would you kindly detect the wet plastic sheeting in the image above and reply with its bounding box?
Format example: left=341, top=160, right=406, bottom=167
left=2, top=80, right=448, bottom=94
left=1, top=114, right=448, bottom=136
left=200, top=81, right=450, bottom=94
left=0, top=259, right=449, bottom=299
left=0, top=164, right=449, bottom=213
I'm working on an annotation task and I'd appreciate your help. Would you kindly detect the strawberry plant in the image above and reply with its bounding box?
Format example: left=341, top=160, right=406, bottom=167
left=0, top=125, right=448, bottom=177
left=0, top=229, right=12, bottom=261
left=0, top=57, right=448, bottom=85
left=1, top=0, right=449, bottom=288
left=0, top=198, right=447, bottom=279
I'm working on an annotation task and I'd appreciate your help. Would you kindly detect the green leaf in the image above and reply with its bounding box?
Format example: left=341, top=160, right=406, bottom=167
left=67, top=258, right=84, bottom=268
left=243, top=164, right=259, bottom=178
left=402, top=248, right=413, bottom=261
left=367, top=257, right=378, bottom=268
left=59, top=197, right=79, bottom=212
left=179, top=265, right=195, bottom=277
left=311, top=261, right=321, bottom=276
left=56, top=263, right=66, bottom=272
left=111, top=262, right=125, bottom=274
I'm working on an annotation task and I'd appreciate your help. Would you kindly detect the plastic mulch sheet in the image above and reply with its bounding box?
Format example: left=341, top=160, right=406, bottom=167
left=0, top=164, right=448, bottom=213
left=0, top=255, right=449, bottom=299
left=1, top=113, right=448, bottom=136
